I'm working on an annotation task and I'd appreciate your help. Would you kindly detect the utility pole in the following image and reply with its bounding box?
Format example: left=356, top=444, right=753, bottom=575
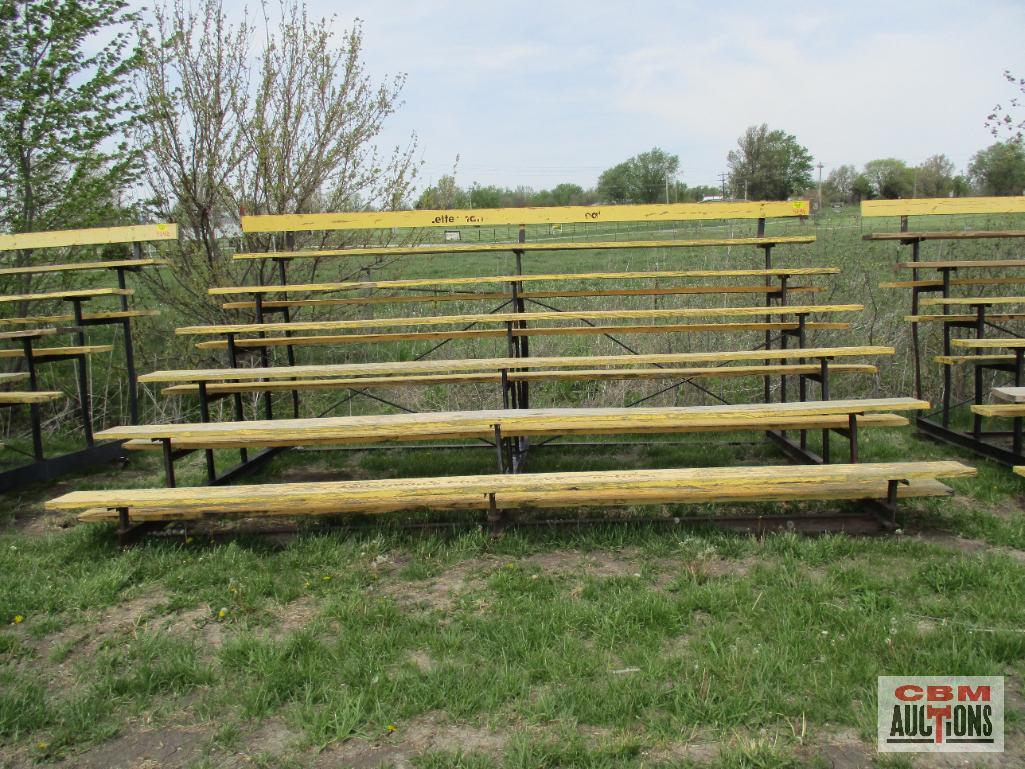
left=816, top=162, right=824, bottom=213
left=665, top=162, right=671, bottom=205
left=718, top=172, right=728, bottom=199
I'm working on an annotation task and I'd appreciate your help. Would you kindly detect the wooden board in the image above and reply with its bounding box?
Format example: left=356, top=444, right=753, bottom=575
left=0, top=328, right=58, bottom=340
left=0, top=310, right=159, bottom=326
left=209, top=267, right=841, bottom=296
left=0, top=288, right=132, bottom=304
left=950, top=338, right=1025, bottom=350
left=160, top=363, right=879, bottom=396
left=993, top=386, right=1025, bottom=403
left=898, top=260, right=1025, bottom=270
left=971, top=403, right=1025, bottom=417
left=0, top=259, right=167, bottom=276
left=233, top=236, right=817, bottom=260
left=0, top=345, right=113, bottom=359
left=935, top=354, right=1015, bottom=365
left=177, top=304, right=864, bottom=336
left=865, top=230, right=1025, bottom=241
left=0, top=372, right=29, bottom=383
left=906, top=313, right=1025, bottom=324
left=46, top=460, right=975, bottom=519
left=194, top=321, right=851, bottom=350
left=0, top=223, right=177, bottom=252
left=920, top=297, right=1025, bottom=307
left=139, top=346, right=894, bottom=384
left=123, top=414, right=911, bottom=450
left=0, top=391, right=63, bottom=405
left=1015, top=467, right=1025, bottom=477
left=101, top=398, right=927, bottom=442
left=240, top=201, right=812, bottom=233
left=881, top=278, right=1025, bottom=289
left=861, top=197, right=1025, bottom=217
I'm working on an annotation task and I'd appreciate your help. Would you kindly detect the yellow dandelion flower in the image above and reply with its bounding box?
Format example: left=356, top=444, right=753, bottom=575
left=36, top=741, right=47, bottom=750
left=13, top=615, right=24, bottom=624
left=218, top=608, right=227, bottom=619
left=322, top=575, right=331, bottom=581
left=386, top=724, right=397, bottom=733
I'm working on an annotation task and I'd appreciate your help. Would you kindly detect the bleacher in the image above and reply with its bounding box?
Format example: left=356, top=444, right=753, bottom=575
left=45, top=202, right=974, bottom=542
left=0, top=223, right=174, bottom=488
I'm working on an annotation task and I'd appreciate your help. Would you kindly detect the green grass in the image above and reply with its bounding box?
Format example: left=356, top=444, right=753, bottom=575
left=1, top=208, right=1025, bottom=766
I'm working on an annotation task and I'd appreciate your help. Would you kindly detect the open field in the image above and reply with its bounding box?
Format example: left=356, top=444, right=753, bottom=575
left=2, top=208, right=1025, bottom=767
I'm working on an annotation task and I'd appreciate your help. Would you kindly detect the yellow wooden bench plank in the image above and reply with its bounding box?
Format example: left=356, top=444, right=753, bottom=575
left=193, top=321, right=851, bottom=351
left=993, top=386, right=1025, bottom=403
left=209, top=267, right=840, bottom=296
left=866, top=230, right=1025, bottom=241
left=898, top=260, right=1025, bottom=270
left=0, top=223, right=178, bottom=252
left=140, top=346, right=893, bottom=384
left=861, top=197, right=1025, bottom=217
left=100, top=398, right=927, bottom=444
left=0, top=288, right=132, bottom=304
left=123, top=414, right=910, bottom=451
left=177, top=305, right=864, bottom=336
left=1015, top=466, right=1025, bottom=477
left=0, top=310, right=159, bottom=326
left=0, top=391, right=63, bottom=405
left=71, top=476, right=957, bottom=522
left=935, top=354, right=1015, bottom=365
left=240, top=201, right=812, bottom=233
left=881, top=277, right=1025, bottom=289
left=221, top=284, right=823, bottom=311
left=920, top=296, right=1025, bottom=307
left=233, top=236, right=817, bottom=260
left=950, top=338, right=1025, bottom=350
left=45, top=460, right=974, bottom=520
left=906, top=313, right=1025, bottom=324
left=159, top=363, right=879, bottom=396
left=0, top=259, right=168, bottom=276
left=0, top=372, right=29, bottom=383
left=0, top=328, right=58, bottom=340
left=971, top=403, right=1025, bottom=417
left=0, top=345, right=113, bottom=359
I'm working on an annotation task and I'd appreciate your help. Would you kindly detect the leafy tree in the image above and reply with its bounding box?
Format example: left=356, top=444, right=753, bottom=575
left=822, top=165, right=857, bottom=204
left=0, top=0, right=144, bottom=236
left=136, top=0, right=418, bottom=324
left=862, top=158, right=913, bottom=199
left=986, top=69, right=1025, bottom=141
left=968, top=141, right=1025, bottom=196
left=851, top=173, right=874, bottom=201
left=549, top=183, right=586, bottom=206
left=726, top=124, right=813, bottom=201
left=914, top=154, right=957, bottom=198
left=415, top=176, right=468, bottom=209
left=596, top=148, right=679, bottom=204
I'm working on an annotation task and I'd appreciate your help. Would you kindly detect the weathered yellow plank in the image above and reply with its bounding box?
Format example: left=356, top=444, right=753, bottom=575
left=920, top=296, right=1025, bottom=307
left=45, top=460, right=975, bottom=519
left=0, top=288, right=132, bottom=304
left=865, top=230, right=1025, bottom=241
left=861, top=197, right=1025, bottom=217
left=99, top=399, right=925, bottom=446
left=1015, top=466, right=1025, bottom=478
left=240, top=201, right=812, bottom=233
left=0, top=259, right=168, bottom=276
left=232, top=236, right=816, bottom=260
left=0, top=345, right=113, bottom=359
left=139, top=346, right=894, bottom=384
left=0, top=372, right=28, bottom=383
left=935, top=354, right=1015, bottom=365
left=0, top=310, right=159, bottom=326
left=0, top=223, right=178, bottom=252
left=194, top=321, right=850, bottom=350
left=0, top=391, right=63, bottom=405
left=177, top=304, right=864, bottom=336
left=0, top=328, right=58, bottom=340
left=881, top=278, right=1025, bottom=289
left=971, top=403, right=1025, bottom=417
left=906, top=313, right=1025, bottom=324
left=209, top=267, right=840, bottom=296
left=950, top=338, right=1025, bottom=349
left=899, top=260, right=1025, bottom=270
left=160, top=364, right=879, bottom=396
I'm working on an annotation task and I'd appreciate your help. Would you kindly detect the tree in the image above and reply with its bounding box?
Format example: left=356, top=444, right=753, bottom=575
left=415, top=175, right=468, bottom=209
left=136, top=0, right=418, bottom=325
left=822, top=165, right=857, bottom=204
left=596, top=148, right=680, bottom=204
left=726, top=124, right=813, bottom=201
left=914, top=154, right=957, bottom=198
left=549, top=183, right=586, bottom=206
left=0, top=0, right=143, bottom=237
left=968, top=141, right=1025, bottom=196
left=851, top=173, right=874, bottom=201
left=987, top=69, right=1025, bottom=141
left=862, top=158, right=913, bottom=199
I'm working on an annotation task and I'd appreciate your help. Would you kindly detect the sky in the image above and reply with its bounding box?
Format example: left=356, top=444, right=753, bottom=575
left=268, top=0, right=1025, bottom=191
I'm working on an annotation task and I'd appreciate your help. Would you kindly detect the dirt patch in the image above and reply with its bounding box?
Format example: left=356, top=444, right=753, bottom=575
left=238, top=716, right=302, bottom=759
left=796, top=727, right=872, bottom=769
left=374, top=557, right=497, bottom=613
left=271, top=596, right=319, bottom=638
left=54, top=725, right=208, bottom=769
left=915, top=531, right=1025, bottom=563
left=316, top=711, right=506, bottom=768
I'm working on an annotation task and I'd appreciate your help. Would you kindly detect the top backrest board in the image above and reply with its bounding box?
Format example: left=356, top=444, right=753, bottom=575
left=0, top=223, right=178, bottom=253
left=241, top=201, right=811, bottom=234
left=861, top=197, right=1025, bottom=218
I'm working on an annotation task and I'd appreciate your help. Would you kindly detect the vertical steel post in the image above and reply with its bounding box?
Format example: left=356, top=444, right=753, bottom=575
left=20, top=337, right=44, bottom=460
left=254, top=294, right=273, bottom=421
left=940, top=265, right=953, bottom=427
left=71, top=299, right=94, bottom=446
left=118, top=259, right=139, bottom=424
left=276, top=258, right=300, bottom=419
left=161, top=438, right=176, bottom=487
left=820, top=357, right=831, bottom=463
left=198, top=381, right=216, bottom=482
left=972, top=304, right=986, bottom=439
left=226, top=333, right=248, bottom=463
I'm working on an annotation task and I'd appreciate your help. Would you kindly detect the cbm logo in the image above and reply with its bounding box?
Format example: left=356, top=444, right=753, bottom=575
left=878, top=676, right=1004, bottom=753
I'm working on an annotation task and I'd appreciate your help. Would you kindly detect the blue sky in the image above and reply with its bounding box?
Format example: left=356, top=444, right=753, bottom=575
left=290, top=0, right=1024, bottom=190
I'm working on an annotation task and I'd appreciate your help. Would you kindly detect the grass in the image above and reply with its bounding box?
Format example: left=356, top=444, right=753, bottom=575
left=0, top=208, right=1024, bottom=766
